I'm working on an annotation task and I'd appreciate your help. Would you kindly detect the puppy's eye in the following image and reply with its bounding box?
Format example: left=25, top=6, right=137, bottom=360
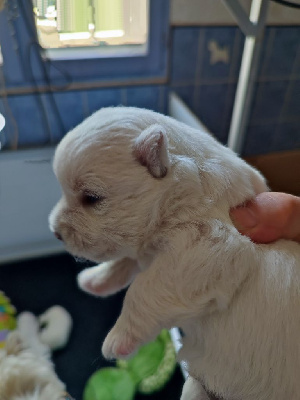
left=82, top=193, right=105, bottom=206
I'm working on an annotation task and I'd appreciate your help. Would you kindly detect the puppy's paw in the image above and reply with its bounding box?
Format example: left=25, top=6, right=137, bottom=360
left=78, top=260, right=138, bottom=297
left=78, top=264, right=115, bottom=297
left=102, top=322, right=141, bottom=360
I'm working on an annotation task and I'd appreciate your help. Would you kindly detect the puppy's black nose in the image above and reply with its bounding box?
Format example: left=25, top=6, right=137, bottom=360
left=54, top=231, right=63, bottom=241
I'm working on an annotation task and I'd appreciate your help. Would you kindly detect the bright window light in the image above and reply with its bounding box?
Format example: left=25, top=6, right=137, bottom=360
left=33, top=0, right=149, bottom=49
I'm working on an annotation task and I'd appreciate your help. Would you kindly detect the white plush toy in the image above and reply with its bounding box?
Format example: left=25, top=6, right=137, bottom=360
left=0, top=305, right=73, bottom=400
left=38, top=305, right=73, bottom=351
left=18, top=305, right=73, bottom=355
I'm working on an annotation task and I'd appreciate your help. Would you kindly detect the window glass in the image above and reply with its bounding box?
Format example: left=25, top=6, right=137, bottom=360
left=33, top=0, right=149, bottom=50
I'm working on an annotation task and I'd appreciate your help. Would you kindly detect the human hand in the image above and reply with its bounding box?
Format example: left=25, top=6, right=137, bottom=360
left=230, top=192, right=300, bottom=244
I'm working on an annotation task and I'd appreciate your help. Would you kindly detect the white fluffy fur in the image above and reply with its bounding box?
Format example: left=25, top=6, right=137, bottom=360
left=49, top=107, right=300, bottom=399
left=0, top=312, right=67, bottom=400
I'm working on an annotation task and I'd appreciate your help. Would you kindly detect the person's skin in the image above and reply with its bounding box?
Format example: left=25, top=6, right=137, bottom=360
left=230, top=192, right=300, bottom=244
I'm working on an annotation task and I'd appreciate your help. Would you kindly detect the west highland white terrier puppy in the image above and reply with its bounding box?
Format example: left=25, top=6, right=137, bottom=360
left=49, top=107, right=300, bottom=400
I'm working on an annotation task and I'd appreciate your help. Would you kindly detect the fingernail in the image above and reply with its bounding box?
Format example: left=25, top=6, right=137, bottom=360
left=230, top=207, right=258, bottom=231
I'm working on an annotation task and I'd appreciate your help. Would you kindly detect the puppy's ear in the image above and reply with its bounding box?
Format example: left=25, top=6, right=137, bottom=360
left=133, top=124, right=169, bottom=178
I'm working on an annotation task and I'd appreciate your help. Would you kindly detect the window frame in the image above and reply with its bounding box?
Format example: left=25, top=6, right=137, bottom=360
left=0, top=0, right=170, bottom=93
left=43, top=0, right=149, bottom=60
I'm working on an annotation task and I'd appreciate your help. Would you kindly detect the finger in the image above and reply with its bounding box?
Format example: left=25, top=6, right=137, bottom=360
left=230, top=193, right=300, bottom=244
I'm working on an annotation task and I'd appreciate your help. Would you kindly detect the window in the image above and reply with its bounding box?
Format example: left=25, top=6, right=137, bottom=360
left=0, top=0, right=169, bottom=90
left=34, top=0, right=149, bottom=60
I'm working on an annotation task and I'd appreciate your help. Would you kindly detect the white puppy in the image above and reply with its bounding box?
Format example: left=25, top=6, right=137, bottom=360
left=0, top=312, right=71, bottom=400
left=49, top=107, right=300, bottom=400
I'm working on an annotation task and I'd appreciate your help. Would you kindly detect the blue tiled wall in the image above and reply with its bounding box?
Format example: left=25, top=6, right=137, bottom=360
left=1, top=85, right=167, bottom=148
left=1, top=25, right=299, bottom=156
left=170, top=25, right=300, bottom=156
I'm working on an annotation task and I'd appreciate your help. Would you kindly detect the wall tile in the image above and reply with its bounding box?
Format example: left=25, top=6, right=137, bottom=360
left=255, top=27, right=275, bottom=79
left=194, top=83, right=231, bottom=142
left=160, top=85, right=169, bottom=115
left=86, top=88, right=122, bottom=115
left=171, top=83, right=236, bottom=145
left=220, top=83, right=238, bottom=144
left=228, top=29, right=244, bottom=81
left=170, top=25, right=300, bottom=156
left=39, top=93, right=67, bottom=144
left=5, top=25, right=300, bottom=155
left=244, top=121, right=300, bottom=156
left=6, top=94, right=49, bottom=147
left=200, top=27, right=238, bottom=82
left=243, top=123, right=278, bottom=156
left=52, top=91, right=85, bottom=134
left=171, top=27, right=201, bottom=84
left=170, top=85, right=196, bottom=115
left=259, top=27, right=300, bottom=79
left=282, top=80, right=300, bottom=119
left=124, top=85, right=167, bottom=113
left=274, top=122, right=300, bottom=152
left=249, top=81, right=288, bottom=123
left=4, top=85, right=170, bottom=148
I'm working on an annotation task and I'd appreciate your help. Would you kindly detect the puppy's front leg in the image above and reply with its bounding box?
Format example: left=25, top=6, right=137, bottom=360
left=102, top=226, right=239, bottom=360
left=102, top=252, right=188, bottom=359
left=78, top=258, right=139, bottom=297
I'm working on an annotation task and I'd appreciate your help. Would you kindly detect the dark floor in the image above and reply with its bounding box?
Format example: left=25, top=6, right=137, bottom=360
left=0, top=253, right=184, bottom=399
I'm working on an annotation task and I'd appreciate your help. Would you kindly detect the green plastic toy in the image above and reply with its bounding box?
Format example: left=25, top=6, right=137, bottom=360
left=83, top=330, right=177, bottom=400
left=0, top=291, right=17, bottom=349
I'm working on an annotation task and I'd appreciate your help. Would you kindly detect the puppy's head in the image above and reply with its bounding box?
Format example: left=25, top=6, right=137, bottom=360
left=49, top=107, right=172, bottom=263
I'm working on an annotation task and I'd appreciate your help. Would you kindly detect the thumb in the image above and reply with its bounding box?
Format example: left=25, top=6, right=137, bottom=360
left=230, top=192, right=300, bottom=244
